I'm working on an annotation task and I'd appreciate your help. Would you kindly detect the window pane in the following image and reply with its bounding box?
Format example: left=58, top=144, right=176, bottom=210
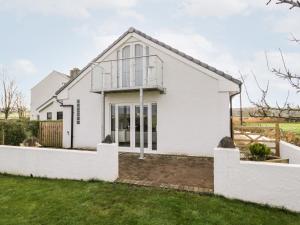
left=135, top=105, right=148, bottom=148
left=111, top=104, right=115, bottom=142
left=118, top=106, right=130, bottom=147
left=152, top=103, right=157, bottom=150
left=47, top=112, right=52, bottom=120
left=135, top=44, right=143, bottom=86
left=57, top=111, right=63, bottom=120
left=122, top=46, right=130, bottom=88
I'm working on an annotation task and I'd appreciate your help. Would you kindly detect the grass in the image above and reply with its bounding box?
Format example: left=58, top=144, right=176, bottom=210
left=244, top=122, right=300, bottom=136
left=0, top=175, right=299, bottom=225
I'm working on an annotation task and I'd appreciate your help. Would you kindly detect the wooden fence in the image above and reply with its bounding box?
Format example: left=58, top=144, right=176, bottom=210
left=233, top=123, right=280, bottom=157
left=39, top=121, right=63, bottom=148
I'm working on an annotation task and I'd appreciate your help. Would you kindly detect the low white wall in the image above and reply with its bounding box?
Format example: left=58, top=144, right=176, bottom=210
left=0, top=143, right=118, bottom=182
left=214, top=147, right=300, bottom=212
left=280, top=141, right=300, bottom=164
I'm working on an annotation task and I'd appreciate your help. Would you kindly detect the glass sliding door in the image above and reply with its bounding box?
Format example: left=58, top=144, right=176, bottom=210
left=109, top=103, right=157, bottom=150
left=122, top=46, right=130, bottom=88
left=118, top=106, right=131, bottom=147
left=135, top=105, right=148, bottom=148
left=135, top=44, right=143, bottom=86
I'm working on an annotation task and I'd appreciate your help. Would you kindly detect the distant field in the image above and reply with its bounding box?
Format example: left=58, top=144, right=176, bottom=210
left=243, top=122, right=300, bottom=136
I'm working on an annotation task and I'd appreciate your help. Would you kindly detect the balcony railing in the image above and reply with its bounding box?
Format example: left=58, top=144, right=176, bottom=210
left=91, top=55, right=164, bottom=93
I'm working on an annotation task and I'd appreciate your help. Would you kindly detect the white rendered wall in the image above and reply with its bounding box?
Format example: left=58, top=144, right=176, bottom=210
left=280, top=141, right=300, bottom=164
left=214, top=147, right=300, bottom=212
left=38, top=100, right=63, bottom=121
left=0, top=144, right=118, bottom=182
left=58, top=33, right=237, bottom=156
left=103, top=41, right=232, bottom=156
left=31, top=71, right=69, bottom=120
left=60, top=70, right=102, bottom=149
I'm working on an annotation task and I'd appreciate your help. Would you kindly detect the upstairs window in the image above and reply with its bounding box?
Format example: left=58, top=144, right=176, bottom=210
left=76, top=99, right=80, bottom=124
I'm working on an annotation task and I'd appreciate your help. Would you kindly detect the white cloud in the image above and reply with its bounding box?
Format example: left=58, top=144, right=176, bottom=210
left=12, top=59, right=37, bottom=75
left=273, top=12, right=300, bottom=37
left=180, top=0, right=270, bottom=17
left=154, top=29, right=239, bottom=75
left=0, top=0, right=139, bottom=18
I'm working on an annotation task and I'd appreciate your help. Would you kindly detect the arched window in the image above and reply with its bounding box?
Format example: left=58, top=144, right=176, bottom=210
left=135, top=44, right=143, bottom=86
left=122, top=45, right=130, bottom=87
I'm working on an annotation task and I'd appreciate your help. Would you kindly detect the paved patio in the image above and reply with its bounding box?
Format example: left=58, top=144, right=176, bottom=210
left=118, top=153, right=214, bottom=193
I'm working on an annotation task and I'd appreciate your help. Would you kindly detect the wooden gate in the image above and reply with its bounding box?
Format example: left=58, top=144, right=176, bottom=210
left=233, top=123, right=280, bottom=157
left=39, top=121, right=63, bottom=148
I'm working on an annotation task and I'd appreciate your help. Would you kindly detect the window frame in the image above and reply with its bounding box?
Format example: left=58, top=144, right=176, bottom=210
left=47, top=112, right=52, bottom=120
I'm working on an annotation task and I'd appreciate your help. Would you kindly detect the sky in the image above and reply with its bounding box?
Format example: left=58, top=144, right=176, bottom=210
left=0, top=0, right=299, bottom=108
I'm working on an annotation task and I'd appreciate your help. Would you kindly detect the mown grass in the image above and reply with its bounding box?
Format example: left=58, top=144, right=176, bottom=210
left=0, top=174, right=299, bottom=225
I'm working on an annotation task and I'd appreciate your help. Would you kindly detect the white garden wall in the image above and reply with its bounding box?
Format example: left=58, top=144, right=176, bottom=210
left=214, top=147, right=300, bottom=212
left=280, top=141, right=300, bottom=164
left=0, top=144, right=118, bottom=182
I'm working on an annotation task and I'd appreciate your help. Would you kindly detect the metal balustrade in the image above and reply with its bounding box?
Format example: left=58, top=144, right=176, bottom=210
left=91, top=55, right=164, bottom=93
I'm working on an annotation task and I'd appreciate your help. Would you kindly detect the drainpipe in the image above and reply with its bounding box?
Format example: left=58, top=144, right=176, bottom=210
left=54, top=96, right=74, bottom=149
left=239, top=84, right=243, bottom=126
left=229, top=84, right=242, bottom=138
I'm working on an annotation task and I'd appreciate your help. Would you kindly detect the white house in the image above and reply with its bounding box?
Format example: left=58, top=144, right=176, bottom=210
left=31, top=70, right=78, bottom=121
left=53, top=27, right=241, bottom=156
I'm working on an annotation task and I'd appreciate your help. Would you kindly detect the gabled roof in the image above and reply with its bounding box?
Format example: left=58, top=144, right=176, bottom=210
left=31, top=70, right=69, bottom=90
left=56, top=27, right=241, bottom=95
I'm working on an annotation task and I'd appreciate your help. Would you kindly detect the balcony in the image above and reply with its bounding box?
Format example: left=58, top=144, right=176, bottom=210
left=91, top=55, right=164, bottom=93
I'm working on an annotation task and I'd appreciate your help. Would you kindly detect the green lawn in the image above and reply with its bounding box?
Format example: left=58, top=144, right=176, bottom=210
left=244, top=122, right=300, bottom=136
left=0, top=175, right=299, bottom=225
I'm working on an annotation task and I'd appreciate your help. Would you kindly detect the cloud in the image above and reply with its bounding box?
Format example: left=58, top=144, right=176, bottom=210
left=154, top=29, right=239, bottom=75
left=11, top=59, right=37, bottom=76
left=180, top=0, right=269, bottom=17
left=0, top=0, right=139, bottom=18
left=273, top=12, right=300, bottom=37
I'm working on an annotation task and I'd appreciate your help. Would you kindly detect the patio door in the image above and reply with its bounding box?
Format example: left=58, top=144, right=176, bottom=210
left=110, top=103, right=157, bottom=151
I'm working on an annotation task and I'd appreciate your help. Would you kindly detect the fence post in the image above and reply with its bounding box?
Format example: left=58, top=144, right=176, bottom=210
left=275, top=122, right=280, bottom=157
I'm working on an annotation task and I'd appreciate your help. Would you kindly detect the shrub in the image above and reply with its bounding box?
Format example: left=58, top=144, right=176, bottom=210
left=0, top=120, right=27, bottom=146
left=26, top=120, right=40, bottom=137
left=249, top=143, right=271, bottom=161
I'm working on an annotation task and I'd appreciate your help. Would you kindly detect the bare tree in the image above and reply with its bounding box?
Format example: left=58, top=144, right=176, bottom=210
left=243, top=2, right=300, bottom=121
left=15, top=91, right=27, bottom=119
left=0, top=69, right=18, bottom=120
left=241, top=72, right=300, bottom=120
left=267, top=0, right=300, bottom=9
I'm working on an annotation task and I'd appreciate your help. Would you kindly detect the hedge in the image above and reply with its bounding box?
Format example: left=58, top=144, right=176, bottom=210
left=0, top=119, right=40, bottom=146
